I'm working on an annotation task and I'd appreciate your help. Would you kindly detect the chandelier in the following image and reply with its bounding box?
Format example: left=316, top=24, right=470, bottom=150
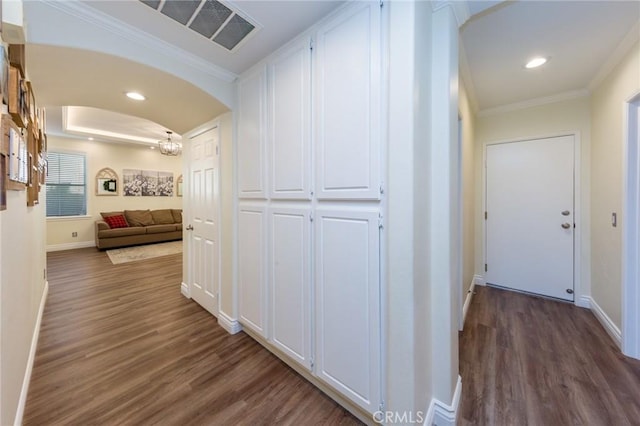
left=158, top=131, right=182, bottom=156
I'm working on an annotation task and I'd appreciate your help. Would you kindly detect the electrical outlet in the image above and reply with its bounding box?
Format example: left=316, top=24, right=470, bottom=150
left=72, top=232, right=78, bottom=237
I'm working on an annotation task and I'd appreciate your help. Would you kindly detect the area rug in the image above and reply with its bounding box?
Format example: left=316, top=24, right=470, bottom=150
left=106, top=241, right=183, bottom=265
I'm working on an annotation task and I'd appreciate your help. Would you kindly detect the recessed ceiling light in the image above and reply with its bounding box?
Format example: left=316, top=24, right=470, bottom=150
left=150, top=146, right=156, bottom=150
left=88, top=137, right=94, bottom=141
left=525, top=57, right=548, bottom=69
left=126, top=91, right=146, bottom=101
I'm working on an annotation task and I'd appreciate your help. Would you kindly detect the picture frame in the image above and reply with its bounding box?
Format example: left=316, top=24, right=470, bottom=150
left=0, top=45, right=7, bottom=106
left=123, top=169, right=174, bottom=196
left=0, top=153, right=6, bottom=210
left=95, top=167, right=118, bottom=196
left=176, top=174, right=183, bottom=197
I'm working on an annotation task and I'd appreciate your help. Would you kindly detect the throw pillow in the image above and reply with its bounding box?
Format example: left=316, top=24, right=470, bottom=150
left=151, top=209, right=175, bottom=224
left=124, top=210, right=155, bottom=226
left=172, top=209, right=182, bottom=224
left=104, top=214, right=128, bottom=229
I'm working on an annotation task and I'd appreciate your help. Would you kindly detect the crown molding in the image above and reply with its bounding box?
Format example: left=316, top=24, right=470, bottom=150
left=478, top=89, right=590, bottom=117
left=432, top=0, right=471, bottom=28
left=41, top=0, right=237, bottom=83
left=589, top=20, right=640, bottom=92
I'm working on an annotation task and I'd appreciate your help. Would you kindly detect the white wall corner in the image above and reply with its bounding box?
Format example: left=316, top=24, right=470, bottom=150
left=424, top=375, right=462, bottom=426
left=180, top=282, right=190, bottom=299
left=575, top=295, right=591, bottom=309
left=431, top=1, right=470, bottom=28
left=589, top=21, right=640, bottom=92
left=14, top=281, right=49, bottom=426
left=588, top=296, right=622, bottom=349
left=473, top=274, right=485, bottom=286
left=218, top=311, right=243, bottom=335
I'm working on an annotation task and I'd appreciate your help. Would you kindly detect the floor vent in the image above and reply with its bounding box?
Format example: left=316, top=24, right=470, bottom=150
left=140, top=0, right=258, bottom=52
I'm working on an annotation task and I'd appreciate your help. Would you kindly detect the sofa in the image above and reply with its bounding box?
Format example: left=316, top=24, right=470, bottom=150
left=95, top=209, right=183, bottom=250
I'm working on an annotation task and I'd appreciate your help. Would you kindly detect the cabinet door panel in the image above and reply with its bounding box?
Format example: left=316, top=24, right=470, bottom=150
left=238, top=205, right=267, bottom=336
left=238, top=67, right=267, bottom=199
left=314, top=208, right=380, bottom=413
left=315, top=3, right=381, bottom=200
left=270, top=207, right=311, bottom=368
left=269, top=41, right=311, bottom=199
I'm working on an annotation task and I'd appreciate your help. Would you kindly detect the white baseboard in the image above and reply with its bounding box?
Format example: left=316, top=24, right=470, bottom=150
left=473, top=274, right=485, bottom=286
left=587, top=296, right=622, bottom=348
left=46, top=241, right=95, bottom=252
left=218, top=311, right=242, bottom=335
left=576, top=295, right=591, bottom=309
left=14, top=281, right=49, bottom=426
left=462, top=281, right=476, bottom=327
left=424, top=375, right=462, bottom=426
left=180, top=282, right=190, bottom=298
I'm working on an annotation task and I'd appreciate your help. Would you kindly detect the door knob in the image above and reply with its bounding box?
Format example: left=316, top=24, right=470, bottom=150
left=561, top=210, right=570, bottom=216
left=561, top=223, right=571, bottom=229
left=186, top=225, right=194, bottom=231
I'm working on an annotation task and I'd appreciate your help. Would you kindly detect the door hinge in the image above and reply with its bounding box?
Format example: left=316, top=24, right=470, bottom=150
left=380, top=0, right=384, bottom=8
left=379, top=183, right=384, bottom=195
left=485, top=263, right=488, bottom=272
left=310, top=38, right=314, bottom=51
left=310, top=357, right=315, bottom=369
left=378, top=213, right=384, bottom=230
left=310, top=214, right=314, bottom=222
left=485, top=211, right=487, bottom=220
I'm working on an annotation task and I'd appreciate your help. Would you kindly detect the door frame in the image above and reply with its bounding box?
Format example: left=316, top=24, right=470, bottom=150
left=481, top=132, right=583, bottom=305
left=622, top=90, right=640, bottom=359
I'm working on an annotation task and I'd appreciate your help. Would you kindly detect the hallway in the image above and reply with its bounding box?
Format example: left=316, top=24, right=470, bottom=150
left=459, top=286, right=640, bottom=425
left=23, top=248, right=360, bottom=425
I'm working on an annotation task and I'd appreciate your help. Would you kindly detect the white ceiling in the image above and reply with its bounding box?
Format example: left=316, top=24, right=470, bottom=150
left=461, top=0, right=640, bottom=112
left=20, top=1, right=640, bottom=144
left=22, top=0, right=343, bottom=144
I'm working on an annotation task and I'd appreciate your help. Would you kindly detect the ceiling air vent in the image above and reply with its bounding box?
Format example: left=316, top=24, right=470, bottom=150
left=140, top=0, right=259, bottom=52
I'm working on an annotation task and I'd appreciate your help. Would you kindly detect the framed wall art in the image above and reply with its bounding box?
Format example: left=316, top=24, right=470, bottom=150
left=96, top=167, right=118, bottom=196
left=123, top=169, right=174, bottom=196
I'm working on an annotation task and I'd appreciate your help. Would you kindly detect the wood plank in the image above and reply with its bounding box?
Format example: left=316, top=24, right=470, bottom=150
left=24, top=248, right=362, bottom=425
left=459, top=286, right=640, bottom=425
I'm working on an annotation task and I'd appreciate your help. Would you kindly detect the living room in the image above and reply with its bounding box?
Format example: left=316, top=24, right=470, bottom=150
left=46, top=132, right=183, bottom=252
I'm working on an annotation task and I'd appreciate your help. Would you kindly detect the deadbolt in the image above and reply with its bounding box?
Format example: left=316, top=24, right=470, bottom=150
left=561, top=223, right=571, bottom=229
left=561, top=210, right=570, bottom=216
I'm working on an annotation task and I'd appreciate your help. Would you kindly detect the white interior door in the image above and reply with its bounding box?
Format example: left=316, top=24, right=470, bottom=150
left=486, top=135, right=575, bottom=301
left=188, top=127, right=220, bottom=316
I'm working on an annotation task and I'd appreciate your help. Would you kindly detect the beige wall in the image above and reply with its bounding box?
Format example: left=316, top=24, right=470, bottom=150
left=590, top=41, right=640, bottom=328
left=475, top=97, right=592, bottom=300
left=460, top=78, right=476, bottom=295
left=1, top=175, right=47, bottom=425
left=46, top=136, right=182, bottom=249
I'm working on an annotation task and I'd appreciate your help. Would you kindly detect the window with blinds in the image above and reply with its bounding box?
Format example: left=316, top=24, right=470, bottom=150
left=46, top=151, right=87, bottom=217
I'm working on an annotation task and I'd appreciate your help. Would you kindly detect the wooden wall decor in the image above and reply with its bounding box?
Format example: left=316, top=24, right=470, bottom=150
left=8, top=65, right=27, bottom=128
left=96, top=167, right=119, bottom=196
left=8, top=44, right=25, bottom=77
left=26, top=122, right=39, bottom=206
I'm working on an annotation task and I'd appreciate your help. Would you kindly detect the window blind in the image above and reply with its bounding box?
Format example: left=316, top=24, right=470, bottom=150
left=46, top=152, right=87, bottom=217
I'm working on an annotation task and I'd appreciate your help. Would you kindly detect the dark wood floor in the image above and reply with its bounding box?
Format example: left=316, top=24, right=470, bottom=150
left=24, top=248, right=360, bottom=425
left=459, top=285, right=640, bottom=426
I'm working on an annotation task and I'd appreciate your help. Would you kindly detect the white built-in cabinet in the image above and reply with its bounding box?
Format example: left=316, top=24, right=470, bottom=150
left=236, top=1, right=382, bottom=415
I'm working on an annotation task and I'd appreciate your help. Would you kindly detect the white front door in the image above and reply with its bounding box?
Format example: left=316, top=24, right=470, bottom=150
left=485, top=135, right=575, bottom=301
left=188, top=127, right=220, bottom=316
